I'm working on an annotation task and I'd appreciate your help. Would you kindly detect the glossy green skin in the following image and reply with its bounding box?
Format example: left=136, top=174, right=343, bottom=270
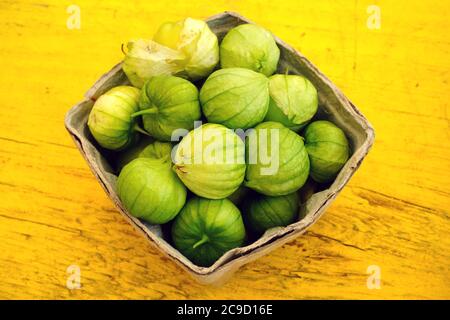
left=174, top=123, right=246, bottom=199
left=264, top=74, right=318, bottom=131
left=122, top=39, right=185, bottom=88
left=87, top=86, right=140, bottom=150
left=220, top=24, right=280, bottom=76
left=171, top=197, right=246, bottom=267
left=245, top=122, right=310, bottom=196
left=117, top=158, right=186, bottom=224
left=244, top=192, right=299, bottom=234
left=139, top=75, right=201, bottom=141
left=200, top=68, right=269, bottom=129
left=304, top=120, right=350, bottom=183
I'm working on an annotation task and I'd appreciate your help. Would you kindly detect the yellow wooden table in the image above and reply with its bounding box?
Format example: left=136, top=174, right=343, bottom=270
left=0, top=0, right=448, bottom=299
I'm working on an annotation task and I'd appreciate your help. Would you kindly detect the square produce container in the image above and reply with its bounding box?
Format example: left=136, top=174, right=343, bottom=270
left=65, top=12, right=375, bottom=285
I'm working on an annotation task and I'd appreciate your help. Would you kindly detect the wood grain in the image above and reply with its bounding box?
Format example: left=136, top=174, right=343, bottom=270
left=0, top=0, right=448, bottom=299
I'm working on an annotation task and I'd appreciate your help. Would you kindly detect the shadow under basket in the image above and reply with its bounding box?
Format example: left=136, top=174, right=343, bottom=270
left=64, top=11, right=375, bottom=285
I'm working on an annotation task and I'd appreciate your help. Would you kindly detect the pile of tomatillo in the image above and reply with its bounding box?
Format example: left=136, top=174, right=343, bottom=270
left=87, top=18, right=350, bottom=267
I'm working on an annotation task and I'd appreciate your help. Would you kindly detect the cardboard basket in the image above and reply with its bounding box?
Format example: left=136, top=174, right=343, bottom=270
left=65, top=12, right=375, bottom=285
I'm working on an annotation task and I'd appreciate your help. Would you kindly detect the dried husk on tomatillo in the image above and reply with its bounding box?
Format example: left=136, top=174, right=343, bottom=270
left=117, top=157, right=186, bottom=224
left=122, top=39, right=186, bottom=88
left=243, top=192, right=299, bottom=234
left=200, top=68, right=269, bottom=129
left=220, top=23, right=280, bottom=76
left=265, top=74, right=318, bottom=131
left=304, top=120, right=350, bottom=183
left=133, top=75, right=201, bottom=141
left=153, top=17, right=219, bottom=80
left=173, top=123, right=246, bottom=199
left=87, top=86, right=142, bottom=151
left=245, top=122, right=310, bottom=196
left=171, top=197, right=246, bottom=267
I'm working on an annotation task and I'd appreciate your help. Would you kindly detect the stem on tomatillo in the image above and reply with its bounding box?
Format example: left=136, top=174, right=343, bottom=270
left=133, top=124, right=151, bottom=136
left=131, top=108, right=158, bottom=117
left=192, top=234, right=209, bottom=249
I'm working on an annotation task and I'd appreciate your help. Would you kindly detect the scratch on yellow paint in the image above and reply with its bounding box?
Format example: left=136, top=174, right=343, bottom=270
left=0, top=0, right=448, bottom=299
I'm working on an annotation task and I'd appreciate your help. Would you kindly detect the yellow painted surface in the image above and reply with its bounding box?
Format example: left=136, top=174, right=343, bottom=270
left=0, top=0, right=449, bottom=299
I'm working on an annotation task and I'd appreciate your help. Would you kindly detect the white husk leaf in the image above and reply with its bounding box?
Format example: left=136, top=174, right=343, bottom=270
left=122, top=39, right=186, bottom=88
left=178, top=18, right=219, bottom=79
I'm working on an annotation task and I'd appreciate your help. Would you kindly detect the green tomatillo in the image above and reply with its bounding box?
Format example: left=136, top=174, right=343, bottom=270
left=171, top=197, right=246, bottom=267
left=265, top=74, right=318, bottom=131
left=117, top=157, right=186, bottom=224
left=173, top=123, right=246, bottom=199
left=304, top=120, right=350, bottom=183
left=87, top=86, right=145, bottom=151
left=243, top=192, right=299, bottom=234
left=245, top=122, right=310, bottom=196
left=200, top=68, right=269, bottom=129
left=220, top=23, right=280, bottom=76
